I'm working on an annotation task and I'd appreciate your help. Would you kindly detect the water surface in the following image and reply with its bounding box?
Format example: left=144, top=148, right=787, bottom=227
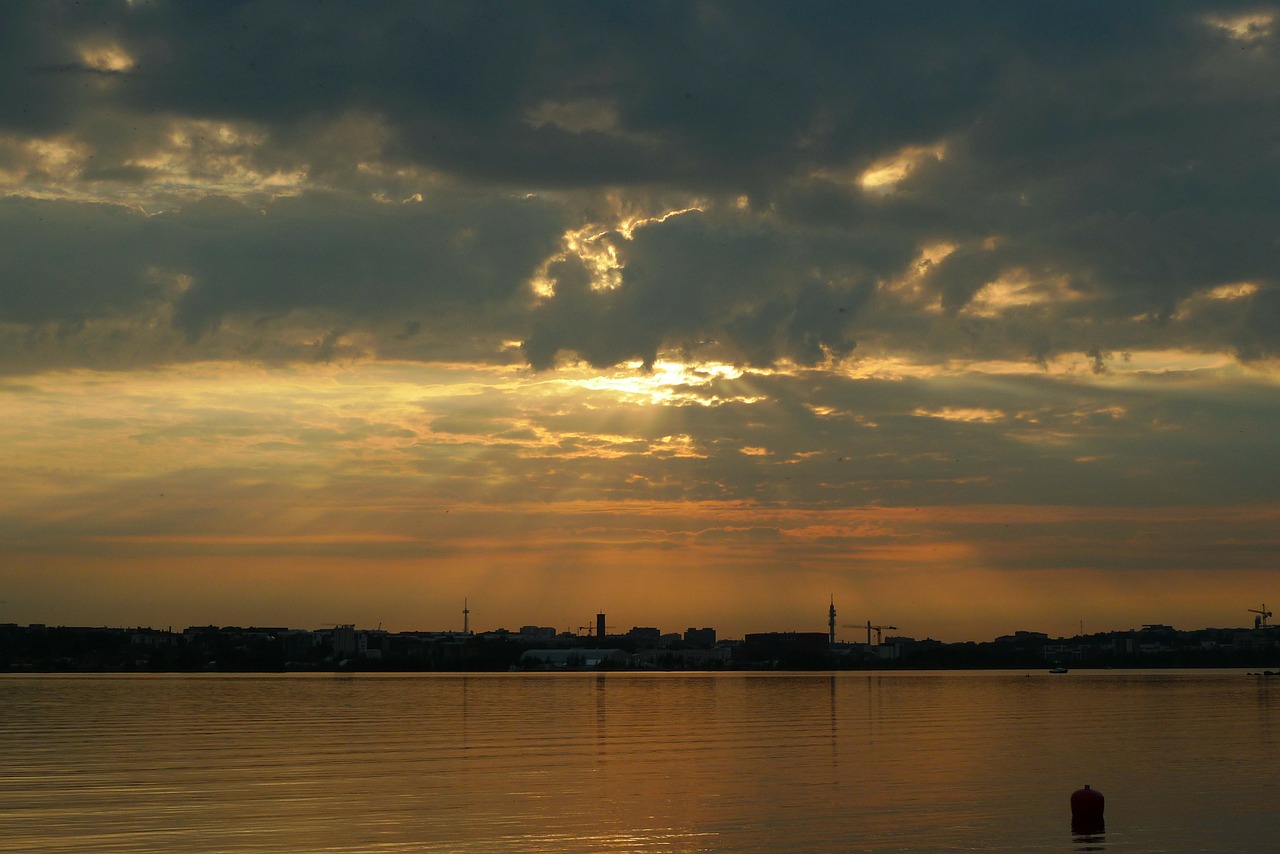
left=2, top=670, right=1276, bottom=852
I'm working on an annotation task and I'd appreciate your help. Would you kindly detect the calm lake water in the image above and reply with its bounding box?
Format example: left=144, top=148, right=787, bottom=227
left=1, top=670, right=1277, bottom=853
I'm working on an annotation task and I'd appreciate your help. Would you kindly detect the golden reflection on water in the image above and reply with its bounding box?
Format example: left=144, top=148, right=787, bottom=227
left=0, top=671, right=1276, bottom=853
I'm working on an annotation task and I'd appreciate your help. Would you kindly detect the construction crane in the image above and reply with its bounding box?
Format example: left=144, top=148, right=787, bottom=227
left=843, top=621, right=899, bottom=646
left=1249, top=604, right=1273, bottom=629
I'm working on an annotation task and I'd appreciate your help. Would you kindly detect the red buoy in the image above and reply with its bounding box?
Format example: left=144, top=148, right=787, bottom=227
left=1071, top=784, right=1105, bottom=820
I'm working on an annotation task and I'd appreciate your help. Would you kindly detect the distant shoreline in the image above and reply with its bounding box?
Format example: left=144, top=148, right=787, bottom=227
left=4, top=622, right=1278, bottom=673
left=4, top=664, right=1279, bottom=676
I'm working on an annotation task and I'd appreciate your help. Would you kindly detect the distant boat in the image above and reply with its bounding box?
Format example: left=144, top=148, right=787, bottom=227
left=1049, top=666, right=1069, bottom=674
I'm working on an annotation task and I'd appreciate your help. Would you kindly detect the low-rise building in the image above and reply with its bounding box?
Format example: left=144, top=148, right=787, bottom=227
left=518, top=648, right=629, bottom=669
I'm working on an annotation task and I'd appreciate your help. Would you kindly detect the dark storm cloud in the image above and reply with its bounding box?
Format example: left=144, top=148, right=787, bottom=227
left=3, top=0, right=1280, bottom=367
left=0, top=190, right=564, bottom=340
left=0, top=196, right=163, bottom=323
left=160, top=191, right=564, bottom=339
left=25, top=1, right=1007, bottom=188
left=523, top=208, right=882, bottom=369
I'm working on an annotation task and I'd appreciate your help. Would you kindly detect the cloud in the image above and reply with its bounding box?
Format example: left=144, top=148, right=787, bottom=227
left=0, top=190, right=566, bottom=370
left=2, top=2, right=1280, bottom=371
left=523, top=207, right=878, bottom=369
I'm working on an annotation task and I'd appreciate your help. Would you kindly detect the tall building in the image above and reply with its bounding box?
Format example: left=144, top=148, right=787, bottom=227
left=684, top=627, right=716, bottom=647
left=332, top=624, right=357, bottom=657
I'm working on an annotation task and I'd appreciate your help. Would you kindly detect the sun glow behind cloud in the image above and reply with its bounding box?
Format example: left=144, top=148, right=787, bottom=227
left=913, top=406, right=1006, bottom=424
left=568, top=359, right=754, bottom=406
left=856, top=143, right=947, bottom=192
left=78, top=42, right=136, bottom=72
left=1205, top=11, right=1274, bottom=41
left=530, top=206, right=705, bottom=298
left=881, top=242, right=958, bottom=311
left=961, top=271, right=1082, bottom=318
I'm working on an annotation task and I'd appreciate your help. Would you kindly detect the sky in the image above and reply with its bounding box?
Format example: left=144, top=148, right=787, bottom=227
left=3, top=1, right=1280, bottom=642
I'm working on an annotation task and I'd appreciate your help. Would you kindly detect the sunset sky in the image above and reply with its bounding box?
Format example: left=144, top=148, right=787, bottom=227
left=4, top=1, right=1280, bottom=641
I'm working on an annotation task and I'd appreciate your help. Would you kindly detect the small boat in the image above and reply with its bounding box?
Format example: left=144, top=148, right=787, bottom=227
left=1049, top=666, right=1068, bottom=674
